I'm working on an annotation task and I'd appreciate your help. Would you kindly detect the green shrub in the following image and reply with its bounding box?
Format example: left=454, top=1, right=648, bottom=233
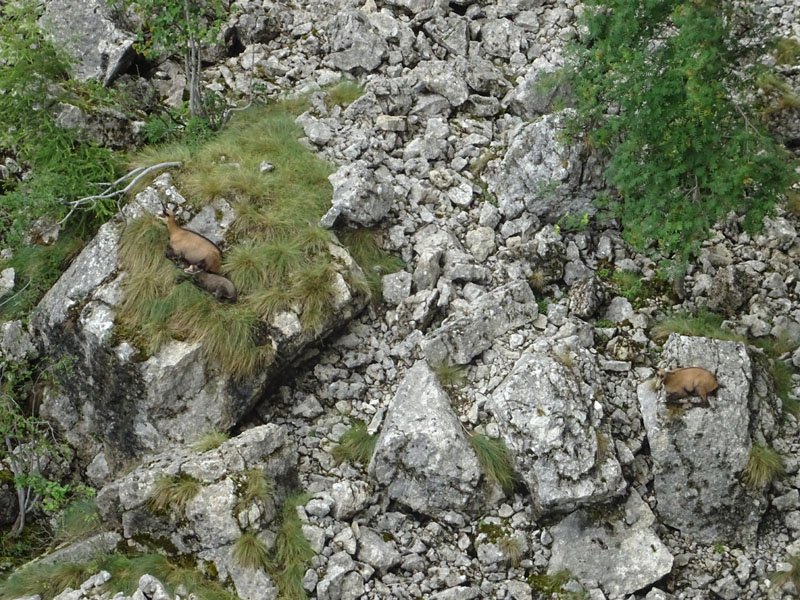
left=469, top=433, right=517, bottom=495
left=565, top=0, right=797, bottom=265
left=331, top=421, right=377, bottom=467
left=742, top=444, right=785, bottom=490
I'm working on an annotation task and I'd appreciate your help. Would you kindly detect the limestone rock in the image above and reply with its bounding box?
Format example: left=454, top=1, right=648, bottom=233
left=321, top=161, right=395, bottom=228
left=369, top=361, right=486, bottom=518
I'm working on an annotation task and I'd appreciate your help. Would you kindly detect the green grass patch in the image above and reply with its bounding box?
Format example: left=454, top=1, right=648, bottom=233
left=53, top=497, right=101, bottom=546
left=233, top=531, right=270, bottom=571
left=770, top=360, right=794, bottom=402
left=146, top=473, right=202, bottom=515
left=433, top=363, right=468, bottom=390
left=235, top=468, right=274, bottom=515
left=0, top=552, right=236, bottom=600
left=0, top=229, right=86, bottom=320
left=469, top=433, right=517, bottom=496
left=324, top=79, right=364, bottom=108
left=270, top=493, right=314, bottom=600
left=191, top=430, right=229, bottom=453
left=338, top=228, right=404, bottom=303
left=742, top=444, right=785, bottom=490
left=330, top=421, right=377, bottom=467
left=650, top=308, right=745, bottom=344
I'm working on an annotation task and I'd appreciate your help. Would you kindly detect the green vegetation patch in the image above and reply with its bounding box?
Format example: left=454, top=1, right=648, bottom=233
left=331, top=421, right=378, bottom=467
left=271, top=493, right=314, bottom=600
left=338, top=228, right=405, bottom=303
left=146, top=473, right=202, bottom=515
left=117, top=105, right=394, bottom=377
left=234, top=468, right=274, bottom=515
left=650, top=309, right=745, bottom=344
left=742, top=444, right=785, bottom=490
left=191, top=430, right=229, bottom=453
left=0, top=552, right=235, bottom=600
left=469, top=433, right=517, bottom=496
left=233, top=531, right=270, bottom=571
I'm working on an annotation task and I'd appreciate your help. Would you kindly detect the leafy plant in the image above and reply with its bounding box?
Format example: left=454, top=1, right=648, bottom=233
left=191, top=431, right=229, bottom=453
left=565, top=0, right=797, bottom=265
left=742, top=444, right=785, bottom=490
left=330, top=421, right=377, bottom=467
left=109, top=0, right=227, bottom=118
left=233, top=531, right=270, bottom=571
left=469, top=433, right=517, bottom=495
left=146, top=473, right=202, bottom=515
left=0, top=0, right=119, bottom=247
left=611, top=270, right=644, bottom=303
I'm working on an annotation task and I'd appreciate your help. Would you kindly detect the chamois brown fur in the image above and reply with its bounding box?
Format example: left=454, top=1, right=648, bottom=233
left=656, top=367, right=721, bottom=404
left=192, top=271, right=237, bottom=302
left=159, top=208, right=222, bottom=274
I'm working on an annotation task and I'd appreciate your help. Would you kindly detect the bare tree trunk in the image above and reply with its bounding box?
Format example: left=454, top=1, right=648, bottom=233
left=184, top=0, right=203, bottom=118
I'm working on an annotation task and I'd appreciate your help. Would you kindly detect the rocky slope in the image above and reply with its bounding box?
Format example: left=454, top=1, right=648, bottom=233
left=3, top=0, right=800, bottom=599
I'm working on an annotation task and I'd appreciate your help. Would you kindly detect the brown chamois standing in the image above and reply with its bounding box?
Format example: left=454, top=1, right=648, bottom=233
left=656, top=367, right=721, bottom=405
left=159, top=206, right=222, bottom=274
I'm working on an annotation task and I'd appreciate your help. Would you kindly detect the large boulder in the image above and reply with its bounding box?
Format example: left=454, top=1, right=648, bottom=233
left=639, top=334, right=780, bottom=543
left=548, top=490, right=674, bottom=598
left=368, top=361, right=486, bottom=518
left=489, top=339, right=627, bottom=514
left=41, top=0, right=136, bottom=85
left=30, top=176, right=369, bottom=473
left=483, top=111, right=593, bottom=221
left=421, top=280, right=538, bottom=366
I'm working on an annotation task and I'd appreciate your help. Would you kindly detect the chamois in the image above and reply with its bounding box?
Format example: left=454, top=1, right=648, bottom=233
left=656, top=367, right=721, bottom=405
left=183, top=266, right=237, bottom=302
left=159, top=206, right=222, bottom=274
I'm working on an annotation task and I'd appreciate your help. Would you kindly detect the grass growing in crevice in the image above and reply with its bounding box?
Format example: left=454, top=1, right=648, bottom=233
left=770, top=553, right=800, bottom=593
left=0, top=228, right=86, bottom=320
left=338, top=228, right=405, bottom=303
left=324, top=79, right=364, bottom=108
left=650, top=308, right=745, bottom=344
left=434, top=363, right=468, bottom=390
left=469, top=433, right=517, bottom=496
left=770, top=359, right=794, bottom=403
left=146, top=473, right=202, bottom=515
left=235, top=468, right=274, bottom=515
left=233, top=531, right=270, bottom=571
left=192, top=430, right=229, bottom=453
left=53, top=497, right=101, bottom=546
left=0, top=552, right=236, bottom=600
left=742, top=444, right=785, bottom=490
left=331, top=421, right=377, bottom=467
left=270, top=493, right=314, bottom=600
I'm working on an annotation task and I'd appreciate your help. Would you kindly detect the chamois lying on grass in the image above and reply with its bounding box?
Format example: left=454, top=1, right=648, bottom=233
left=159, top=205, right=222, bottom=274
left=182, top=265, right=237, bottom=302
left=656, top=367, right=721, bottom=406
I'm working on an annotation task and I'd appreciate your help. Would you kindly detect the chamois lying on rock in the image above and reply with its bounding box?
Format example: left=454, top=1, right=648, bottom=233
left=159, top=206, right=222, bottom=274
left=182, top=265, right=237, bottom=302
left=656, top=367, right=721, bottom=406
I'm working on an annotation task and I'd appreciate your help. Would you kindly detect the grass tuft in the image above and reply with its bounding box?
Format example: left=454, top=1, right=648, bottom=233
left=771, top=554, right=800, bottom=593
left=770, top=359, right=795, bottom=403
left=498, top=536, right=524, bottom=566
left=192, top=430, right=229, bottom=453
left=53, top=497, right=101, bottom=546
left=331, top=421, right=377, bottom=467
left=469, top=433, right=517, bottom=496
left=235, top=468, right=275, bottom=515
left=233, top=531, right=270, bottom=571
left=433, top=363, right=468, bottom=389
left=325, top=79, right=364, bottom=108
left=270, top=494, right=314, bottom=600
left=742, top=444, right=785, bottom=490
left=650, top=308, right=745, bottom=344
left=146, top=473, right=202, bottom=515
left=338, top=228, right=405, bottom=303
